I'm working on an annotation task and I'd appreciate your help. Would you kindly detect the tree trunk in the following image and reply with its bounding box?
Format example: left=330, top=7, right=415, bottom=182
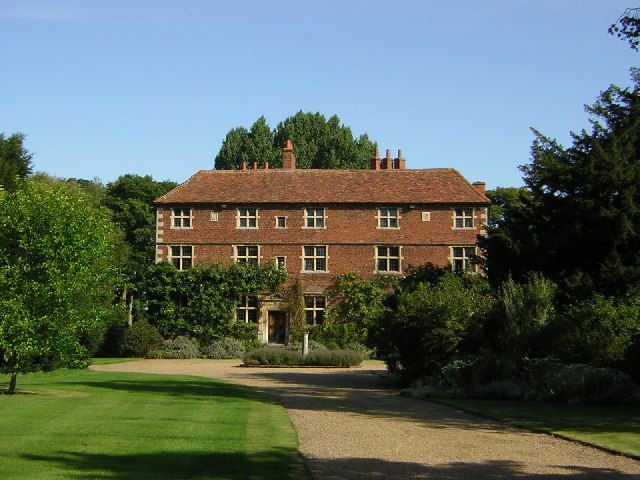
left=127, top=291, right=133, bottom=326
left=7, top=371, right=17, bottom=395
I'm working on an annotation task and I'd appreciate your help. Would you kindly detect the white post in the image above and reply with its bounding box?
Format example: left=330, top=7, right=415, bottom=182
left=303, top=332, right=309, bottom=357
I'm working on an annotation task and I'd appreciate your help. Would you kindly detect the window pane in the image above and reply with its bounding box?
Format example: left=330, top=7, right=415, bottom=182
left=316, top=258, right=326, bottom=271
left=171, top=258, right=180, bottom=268
left=380, top=218, right=388, bottom=228
left=316, top=296, right=325, bottom=308
left=453, top=247, right=463, bottom=257
left=316, top=218, right=324, bottom=228
left=316, top=246, right=326, bottom=256
left=389, top=247, right=399, bottom=257
left=277, top=217, right=285, bottom=227
left=182, top=258, right=192, bottom=270
left=305, top=311, right=315, bottom=325
left=183, top=246, right=192, bottom=255
left=171, top=246, right=180, bottom=257
left=389, top=209, right=398, bottom=218
left=248, top=310, right=258, bottom=323
left=455, top=208, right=462, bottom=216
left=378, top=259, right=387, bottom=271
left=183, top=217, right=191, bottom=228
left=305, top=258, right=314, bottom=271
left=455, top=218, right=463, bottom=228
left=306, top=217, right=314, bottom=227
left=389, top=218, right=397, bottom=228
left=304, top=246, right=314, bottom=256
left=316, top=310, right=324, bottom=324
left=173, top=218, right=181, bottom=227
left=389, top=259, right=400, bottom=271
left=248, top=218, right=256, bottom=227
left=236, top=309, right=244, bottom=322
left=465, top=218, right=473, bottom=228
left=237, top=246, right=246, bottom=256
left=248, top=246, right=258, bottom=257
left=240, top=218, right=247, bottom=227
left=377, top=246, right=386, bottom=256
left=304, top=297, right=314, bottom=308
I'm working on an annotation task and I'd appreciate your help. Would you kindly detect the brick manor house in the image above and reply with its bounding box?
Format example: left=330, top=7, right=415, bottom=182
left=155, top=140, right=489, bottom=343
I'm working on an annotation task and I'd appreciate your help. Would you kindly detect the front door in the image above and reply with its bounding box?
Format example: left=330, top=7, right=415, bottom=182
left=268, top=311, right=286, bottom=344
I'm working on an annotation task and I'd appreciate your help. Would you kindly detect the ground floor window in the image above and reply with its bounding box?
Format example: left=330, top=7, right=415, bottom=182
left=376, top=246, right=401, bottom=272
left=235, top=245, right=259, bottom=264
left=237, top=296, right=258, bottom=323
left=452, top=246, right=476, bottom=272
left=170, top=245, right=193, bottom=270
left=304, top=295, right=325, bottom=325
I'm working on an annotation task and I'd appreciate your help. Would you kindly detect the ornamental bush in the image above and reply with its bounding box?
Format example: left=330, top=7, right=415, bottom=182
left=303, top=349, right=362, bottom=367
left=243, top=346, right=362, bottom=367
left=161, top=336, right=200, bottom=359
left=201, top=337, right=246, bottom=359
left=244, top=347, right=302, bottom=366
left=119, top=320, right=163, bottom=357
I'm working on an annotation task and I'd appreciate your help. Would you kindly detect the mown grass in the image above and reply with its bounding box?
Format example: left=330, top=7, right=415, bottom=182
left=437, top=398, right=640, bottom=459
left=0, top=369, right=311, bottom=479
left=90, top=357, right=138, bottom=365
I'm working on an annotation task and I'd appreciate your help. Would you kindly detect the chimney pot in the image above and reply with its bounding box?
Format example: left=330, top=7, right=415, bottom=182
left=264, top=162, right=269, bottom=170
left=282, top=139, right=296, bottom=169
left=241, top=162, right=247, bottom=171
left=252, top=161, right=258, bottom=170
left=371, top=146, right=381, bottom=170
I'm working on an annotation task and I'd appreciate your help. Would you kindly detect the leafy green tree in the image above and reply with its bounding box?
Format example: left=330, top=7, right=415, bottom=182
left=214, top=112, right=376, bottom=170
left=0, top=180, right=121, bottom=393
left=102, top=174, right=177, bottom=322
left=610, top=7, right=640, bottom=50
left=482, top=72, right=640, bottom=298
left=0, top=132, right=33, bottom=191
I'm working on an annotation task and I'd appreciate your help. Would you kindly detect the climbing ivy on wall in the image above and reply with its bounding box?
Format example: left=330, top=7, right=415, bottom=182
left=141, top=262, right=286, bottom=342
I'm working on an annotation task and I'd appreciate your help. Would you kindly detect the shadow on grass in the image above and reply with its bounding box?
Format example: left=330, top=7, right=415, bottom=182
left=64, top=377, right=277, bottom=405
left=21, top=451, right=638, bottom=480
left=22, top=448, right=309, bottom=480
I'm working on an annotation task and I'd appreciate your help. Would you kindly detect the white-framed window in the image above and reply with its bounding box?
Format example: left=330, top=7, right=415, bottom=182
left=235, top=245, right=259, bottom=264
left=304, top=207, right=325, bottom=228
left=276, top=216, right=286, bottom=228
left=451, top=246, right=476, bottom=273
left=376, top=246, right=401, bottom=273
left=172, top=207, right=192, bottom=228
left=237, top=207, right=258, bottom=229
left=453, top=207, right=474, bottom=229
left=304, top=295, right=325, bottom=325
left=237, top=296, right=258, bottom=323
left=170, top=245, right=193, bottom=270
left=275, top=256, right=286, bottom=270
left=302, top=246, right=327, bottom=272
left=377, top=208, right=399, bottom=229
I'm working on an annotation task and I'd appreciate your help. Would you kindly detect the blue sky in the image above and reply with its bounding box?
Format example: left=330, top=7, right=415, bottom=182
left=1, top=1, right=636, bottom=188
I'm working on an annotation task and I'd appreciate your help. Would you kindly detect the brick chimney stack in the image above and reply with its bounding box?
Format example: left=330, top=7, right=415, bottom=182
left=382, top=149, right=393, bottom=169
left=371, top=146, right=381, bottom=170
left=472, top=181, right=486, bottom=195
left=282, top=139, right=296, bottom=169
left=395, top=149, right=406, bottom=170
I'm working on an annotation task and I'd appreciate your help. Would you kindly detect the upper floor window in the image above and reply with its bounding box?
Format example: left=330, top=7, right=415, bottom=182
left=237, top=296, right=258, bottom=323
left=302, top=246, right=327, bottom=272
left=172, top=207, right=191, bottom=228
left=304, top=295, right=325, bottom=325
left=237, top=207, right=258, bottom=229
left=170, top=245, right=192, bottom=270
left=276, top=216, right=286, bottom=228
left=235, top=245, right=259, bottom=264
left=452, top=246, right=476, bottom=273
left=377, top=208, right=399, bottom=229
left=454, top=208, right=474, bottom=229
left=304, top=208, right=325, bottom=228
left=376, top=246, right=401, bottom=273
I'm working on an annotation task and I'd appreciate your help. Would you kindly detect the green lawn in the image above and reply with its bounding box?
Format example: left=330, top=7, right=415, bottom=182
left=90, top=357, right=139, bottom=365
left=437, top=398, right=640, bottom=459
left=0, top=369, right=311, bottom=479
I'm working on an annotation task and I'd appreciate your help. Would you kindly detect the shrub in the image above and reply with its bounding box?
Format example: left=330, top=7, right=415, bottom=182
left=161, top=336, right=200, bottom=359
left=553, top=294, right=640, bottom=368
left=302, top=349, right=362, bottom=367
left=474, top=380, right=524, bottom=401
left=285, top=339, right=327, bottom=352
left=119, top=320, right=163, bottom=357
left=146, top=349, right=165, bottom=359
left=243, top=346, right=363, bottom=367
left=244, top=347, right=302, bottom=366
left=308, top=323, right=365, bottom=350
left=201, top=337, right=246, bottom=359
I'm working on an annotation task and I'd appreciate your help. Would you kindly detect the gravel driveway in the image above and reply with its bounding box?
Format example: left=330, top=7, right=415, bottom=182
left=92, top=359, right=640, bottom=479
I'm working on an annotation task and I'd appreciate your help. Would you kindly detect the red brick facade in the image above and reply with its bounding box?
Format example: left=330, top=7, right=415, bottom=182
left=155, top=144, right=489, bottom=343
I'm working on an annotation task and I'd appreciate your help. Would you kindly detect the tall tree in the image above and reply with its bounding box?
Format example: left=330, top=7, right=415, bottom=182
left=482, top=71, right=640, bottom=297
left=610, top=7, right=640, bottom=50
left=214, top=112, right=376, bottom=170
left=0, top=180, right=121, bottom=393
left=0, top=132, right=33, bottom=191
left=102, top=175, right=177, bottom=322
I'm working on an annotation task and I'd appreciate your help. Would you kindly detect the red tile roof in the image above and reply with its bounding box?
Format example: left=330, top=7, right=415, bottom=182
left=155, top=168, right=489, bottom=205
